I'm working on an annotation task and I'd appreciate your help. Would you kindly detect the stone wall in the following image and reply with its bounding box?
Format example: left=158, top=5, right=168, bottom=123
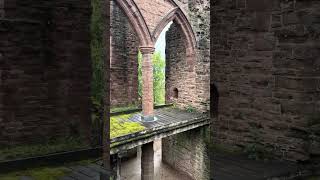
left=162, top=127, right=210, bottom=180
left=188, top=0, right=211, bottom=113
left=109, top=0, right=210, bottom=111
left=0, top=0, right=92, bottom=146
left=165, top=22, right=196, bottom=108
left=110, top=1, right=139, bottom=107
left=211, top=0, right=320, bottom=161
left=134, top=0, right=174, bottom=33
left=166, top=0, right=210, bottom=112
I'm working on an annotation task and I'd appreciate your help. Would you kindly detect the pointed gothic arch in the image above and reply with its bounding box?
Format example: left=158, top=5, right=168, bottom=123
left=114, top=0, right=153, bottom=47
left=152, top=8, right=196, bottom=54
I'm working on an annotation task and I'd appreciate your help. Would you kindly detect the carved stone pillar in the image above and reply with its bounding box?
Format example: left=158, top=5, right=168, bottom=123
left=140, top=47, right=155, bottom=121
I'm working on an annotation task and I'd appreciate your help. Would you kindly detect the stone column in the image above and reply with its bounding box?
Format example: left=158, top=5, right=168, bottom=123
left=141, top=142, right=154, bottom=180
left=140, top=47, right=155, bottom=121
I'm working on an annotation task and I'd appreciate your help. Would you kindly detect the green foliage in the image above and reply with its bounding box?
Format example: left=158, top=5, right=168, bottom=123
left=90, top=0, right=105, bottom=104
left=185, top=105, right=196, bottom=113
left=90, top=0, right=106, bottom=145
left=152, top=52, right=166, bottom=105
left=0, top=167, right=69, bottom=180
left=110, top=114, right=145, bottom=138
left=138, top=51, right=166, bottom=106
left=0, top=137, right=87, bottom=161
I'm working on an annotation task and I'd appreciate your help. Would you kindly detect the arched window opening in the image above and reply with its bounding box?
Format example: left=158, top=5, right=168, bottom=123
left=210, top=83, right=219, bottom=118
left=173, top=88, right=179, bottom=99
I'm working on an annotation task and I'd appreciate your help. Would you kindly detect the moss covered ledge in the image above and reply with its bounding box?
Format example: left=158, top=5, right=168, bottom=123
left=110, top=113, right=145, bottom=139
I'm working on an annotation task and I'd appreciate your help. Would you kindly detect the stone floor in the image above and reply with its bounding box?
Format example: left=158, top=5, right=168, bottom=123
left=212, top=152, right=306, bottom=180
left=119, top=139, right=192, bottom=180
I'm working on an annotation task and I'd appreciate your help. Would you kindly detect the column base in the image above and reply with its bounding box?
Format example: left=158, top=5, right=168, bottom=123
left=141, top=115, right=157, bottom=122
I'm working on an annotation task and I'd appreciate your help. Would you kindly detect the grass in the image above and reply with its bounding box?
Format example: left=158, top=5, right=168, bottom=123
left=110, top=113, right=145, bottom=139
left=0, top=137, right=87, bottom=161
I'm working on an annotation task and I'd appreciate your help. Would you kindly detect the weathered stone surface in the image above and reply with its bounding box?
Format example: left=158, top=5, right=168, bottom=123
left=0, top=0, right=92, bottom=146
left=133, top=0, right=175, bottom=33
left=110, top=2, right=139, bottom=106
left=111, top=0, right=210, bottom=112
left=162, top=127, right=210, bottom=180
left=252, top=12, right=271, bottom=32
left=212, top=0, right=320, bottom=161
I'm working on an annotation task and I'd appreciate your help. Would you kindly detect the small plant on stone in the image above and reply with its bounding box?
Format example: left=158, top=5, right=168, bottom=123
left=185, top=105, right=196, bottom=113
left=244, top=129, right=273, bottom=161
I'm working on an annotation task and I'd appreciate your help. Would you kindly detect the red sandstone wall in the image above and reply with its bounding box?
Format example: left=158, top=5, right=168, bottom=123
left=165, top=22, right=197, bottom=109
left=110, top=0, right=210, bottom=111
left=110, top=1, right=139, bottom=107
left=165, top=0, right=210, bottom=112
left=211, top=0, right=320, bottom=161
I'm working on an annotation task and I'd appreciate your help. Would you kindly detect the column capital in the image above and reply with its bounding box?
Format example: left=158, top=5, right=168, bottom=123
left=139, top=46, right=155, bottom=54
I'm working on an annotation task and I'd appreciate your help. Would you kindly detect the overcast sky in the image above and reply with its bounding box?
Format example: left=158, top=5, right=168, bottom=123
left=155, top=21, right=173, bottom=59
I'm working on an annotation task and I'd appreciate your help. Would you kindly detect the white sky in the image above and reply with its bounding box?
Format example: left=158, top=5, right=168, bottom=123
left=155, top=21, right=173, bottom=59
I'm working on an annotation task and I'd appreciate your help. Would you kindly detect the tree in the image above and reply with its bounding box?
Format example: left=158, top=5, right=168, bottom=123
left=138, top=51, right=166, bottom=105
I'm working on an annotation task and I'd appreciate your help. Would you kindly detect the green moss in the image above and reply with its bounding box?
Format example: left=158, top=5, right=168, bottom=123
left=0, top=167, right=70, bottom=180
left=0, top=159, right=99, bottom=180
left=0, top=137, right=87, bottom=161
left=110, top=114, right=145, bottom=138
left=307, top=176, right=320, bottom=180
left=209, top=143, right=243, bottom=155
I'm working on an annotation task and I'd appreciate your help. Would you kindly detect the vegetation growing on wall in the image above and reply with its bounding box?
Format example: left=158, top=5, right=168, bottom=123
left=0, top=138, right=87, bottom=161
left=138, top=51, right=166, bottom=105
left=90, top=0, right=105, bottom=145
left=244, top=129, right=273, bottom=161
left=91, top=0, right=104, bottom=105
left=0, top=167, right=69, bottom=180
left=0, top=159, right=97, bottom=180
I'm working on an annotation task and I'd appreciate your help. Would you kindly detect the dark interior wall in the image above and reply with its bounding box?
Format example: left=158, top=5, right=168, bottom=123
left=211, top=0, right=320, bottom=161
left=110, top=1, right=139, bottom=107
left=0, top=0, right=92, bottom=146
